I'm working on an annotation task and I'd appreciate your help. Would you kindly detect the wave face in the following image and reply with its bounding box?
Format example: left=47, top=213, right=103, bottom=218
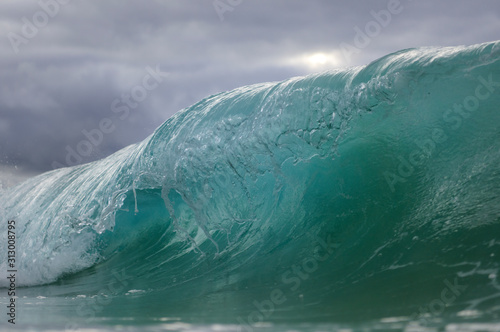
left=1, top=41, right=500, bottom=329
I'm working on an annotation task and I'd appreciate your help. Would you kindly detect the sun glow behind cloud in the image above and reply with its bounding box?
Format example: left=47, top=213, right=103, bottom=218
left=287, top=51, right=344, bottom=71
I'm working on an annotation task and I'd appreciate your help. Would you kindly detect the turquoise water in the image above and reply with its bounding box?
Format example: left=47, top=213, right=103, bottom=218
left=1, top=41, right=500, bottom=331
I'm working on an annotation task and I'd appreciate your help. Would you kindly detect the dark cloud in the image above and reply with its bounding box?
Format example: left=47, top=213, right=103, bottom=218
left=0, top=0, right=499, bottom=184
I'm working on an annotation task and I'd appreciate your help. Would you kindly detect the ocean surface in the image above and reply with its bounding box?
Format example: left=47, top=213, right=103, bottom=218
left=1, top=41, right=500, bottom=332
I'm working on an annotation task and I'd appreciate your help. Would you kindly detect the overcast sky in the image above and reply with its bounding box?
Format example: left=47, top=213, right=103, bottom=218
left=0, top=0, right=499, bottom=187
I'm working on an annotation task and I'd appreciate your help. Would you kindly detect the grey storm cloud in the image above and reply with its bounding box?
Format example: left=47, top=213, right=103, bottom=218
left=0, top=0, right=499, bottom=186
